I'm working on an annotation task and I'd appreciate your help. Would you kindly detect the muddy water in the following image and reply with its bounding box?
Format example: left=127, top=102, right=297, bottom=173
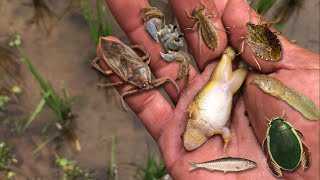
left=0, top=0, right=319, bottom=179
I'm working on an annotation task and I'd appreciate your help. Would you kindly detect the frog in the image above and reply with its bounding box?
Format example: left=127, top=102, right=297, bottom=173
left=183, top=46, right=248, bottom=152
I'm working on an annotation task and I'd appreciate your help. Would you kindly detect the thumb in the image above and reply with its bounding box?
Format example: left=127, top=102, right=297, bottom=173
left=221, top=0, right=314, bottom=73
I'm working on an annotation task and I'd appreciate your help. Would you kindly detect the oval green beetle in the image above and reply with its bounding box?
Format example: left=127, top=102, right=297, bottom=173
left=262, top=116, right=311, bottom=178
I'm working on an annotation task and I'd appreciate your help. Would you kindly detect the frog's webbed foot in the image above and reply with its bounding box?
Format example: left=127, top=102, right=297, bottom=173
left=160, top=51, right=190, bottom=85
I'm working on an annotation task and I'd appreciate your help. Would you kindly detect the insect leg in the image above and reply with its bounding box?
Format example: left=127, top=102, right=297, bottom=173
left=98, top=81, right=124, bottom=87
left=200, top=0, right=208, bottom=10
left=121, top=87, right=140, bottom=110
left=267, top=154, right=283, bottom=177
left=151, top=77, right=179, bottom=94
left=91, top=57, right=114, bottom=75
left=184, top=9, right=197, bottom=19
left=236, top=39, right=245, bottom=56
left=301, top=143, right=311, bottom=170
left=184, top=21, right=199, bottom=31
left=210, top=21, right=229, bottom=33
left=130, top=45, right=151, bottom=65
left=294, top=128, right=304, bottom=138
left=252, top=55, right=262, bottom=71
left=266, top=19, right=280, bottom=27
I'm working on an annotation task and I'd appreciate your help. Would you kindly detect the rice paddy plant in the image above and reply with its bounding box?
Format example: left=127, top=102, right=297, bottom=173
left=55, top=155, right=95, bottom=180
left=252, top=0, right=302, bottom=24
left=9, top=36, right=80, bottom=153
left=108, top=136, right=118, bottom=180
left=0, top=141, right=17, bottom=179
left=80, top=0, right=112, bottom=45
left=136, top=151, right=167, bottom=180
left=252, top=0, right=277, bottom=15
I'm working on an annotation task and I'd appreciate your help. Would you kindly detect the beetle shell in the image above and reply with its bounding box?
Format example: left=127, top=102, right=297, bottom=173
left=267, top=118, right=302, bottom=170
left=263, top=116, right=311, bottom=177
left=97, top=38, right=151, bottom=88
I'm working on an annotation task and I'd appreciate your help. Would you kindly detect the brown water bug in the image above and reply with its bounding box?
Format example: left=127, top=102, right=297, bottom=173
left=263, top=115, right=311, bottom=178
left=184, top=0, right=226, bottom=52
left=91, top=37, right=179, bottom=110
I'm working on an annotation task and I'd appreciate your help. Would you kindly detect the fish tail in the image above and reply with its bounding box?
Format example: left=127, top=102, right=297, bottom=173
left=188, top=160, right=198, bottom=171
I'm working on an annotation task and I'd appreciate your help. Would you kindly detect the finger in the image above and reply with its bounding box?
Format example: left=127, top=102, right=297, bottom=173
left=222, top=0, right=316, bottom=73
left=243, top=72, right=319, bottom=179
left=95, top=36, right=174, bottom=140
left=106, top=0, right=198, bottom=104
left=170, top=0, right=228, bottom=71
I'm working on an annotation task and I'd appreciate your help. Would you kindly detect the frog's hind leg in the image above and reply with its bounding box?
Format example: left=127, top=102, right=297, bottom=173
left=217, top=127, right=232, bottom=153
left=228, top=62, right=248, bottom=94
left=301, top=143, right=311, bottom=170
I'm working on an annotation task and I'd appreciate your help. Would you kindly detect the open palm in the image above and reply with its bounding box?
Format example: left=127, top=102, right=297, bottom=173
left=98, top=0, right=319, bottom=179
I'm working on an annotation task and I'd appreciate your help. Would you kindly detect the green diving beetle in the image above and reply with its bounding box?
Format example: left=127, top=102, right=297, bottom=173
left=263, top=115, right=311, bottom=178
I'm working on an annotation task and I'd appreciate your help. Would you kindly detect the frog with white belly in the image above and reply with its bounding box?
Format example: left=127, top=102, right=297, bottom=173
left=183, top=47, right=248, bottom=152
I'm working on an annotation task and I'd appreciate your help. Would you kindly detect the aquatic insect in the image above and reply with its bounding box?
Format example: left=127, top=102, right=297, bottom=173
left=263, top=115, right=311, bottom=177
left=91, top=37, right=179, bottom=109
left=184, top=0, right=223, bottom=51
left=160, top=50, right=190, bottom=86
left=237, top=2, right=282, bottom=70
left=189, top=157, right=257, bottom=172
left=183, top=47, right=248, bottom=152
left=252, top=75, right=320, bottom=121
left=141, top=6, right=190, bottom=87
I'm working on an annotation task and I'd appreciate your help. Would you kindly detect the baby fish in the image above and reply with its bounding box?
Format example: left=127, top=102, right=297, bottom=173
left=183, top=47, right=248, bottom=151
left=189, top=157, right=257, bottom=173
left=252, top=75, right=320, bottom=121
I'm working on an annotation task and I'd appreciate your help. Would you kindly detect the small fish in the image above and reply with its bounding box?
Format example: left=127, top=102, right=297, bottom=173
left=252, top=75, right=320, bottom=121
left=189, top=157, right=257, bottom=173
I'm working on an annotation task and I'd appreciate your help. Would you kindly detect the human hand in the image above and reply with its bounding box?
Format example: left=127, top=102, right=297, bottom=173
left=99, top=0, right=319, bottom=179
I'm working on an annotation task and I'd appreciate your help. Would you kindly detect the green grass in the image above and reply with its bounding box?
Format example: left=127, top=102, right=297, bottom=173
left=80, top=0, right=112, bottom=45
left=0, top=141, right=16, bottom=179
left=136, top=151, right=167, bottom=180
left=252, top=0, right=302, bottom=24
left=253, top=0, right=277, bottom=15
left=9, top=36, right=78, bottom=154
left=9, top=36, right=72, bottom=132
left=55, top=155, right=95, bottom=180
left=108, top=136, right=117, bottom=179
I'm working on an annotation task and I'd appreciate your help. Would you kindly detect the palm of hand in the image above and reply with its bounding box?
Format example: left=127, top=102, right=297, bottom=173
left=103, top=0, right=319, bottom=179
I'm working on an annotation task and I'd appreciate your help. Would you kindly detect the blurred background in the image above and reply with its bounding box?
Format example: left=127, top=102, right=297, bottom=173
left=0, top=0, right=319, bottom=179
